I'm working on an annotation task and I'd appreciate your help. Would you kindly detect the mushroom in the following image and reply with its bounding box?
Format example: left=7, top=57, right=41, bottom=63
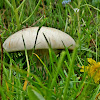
left=3, top=26, right=75, bottom=67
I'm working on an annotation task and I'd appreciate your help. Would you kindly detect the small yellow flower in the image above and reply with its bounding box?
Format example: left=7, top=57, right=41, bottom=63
left=80, top=58, right=100, bottom=83
left=80, top=66, right=89, bottom=72
left=87, top=58, right=96, bottom=65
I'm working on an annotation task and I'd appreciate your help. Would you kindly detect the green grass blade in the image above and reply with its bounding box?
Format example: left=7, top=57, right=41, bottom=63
left=50, top=51, right=66, bottom=89
left=63, top=41, right=78, bottom=100
left=17, top=0, right=26, bottom=11
left=5, top=0, right=14, bottom=11
left=22, top=0, right=41, bottom=24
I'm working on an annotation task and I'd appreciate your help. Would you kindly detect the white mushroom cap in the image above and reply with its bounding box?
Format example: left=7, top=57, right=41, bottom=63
left=3, top=26, right=75, bottom=52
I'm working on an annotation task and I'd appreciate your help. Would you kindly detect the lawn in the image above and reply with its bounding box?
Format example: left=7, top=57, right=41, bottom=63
left=0, top=0, right=100, bottom=100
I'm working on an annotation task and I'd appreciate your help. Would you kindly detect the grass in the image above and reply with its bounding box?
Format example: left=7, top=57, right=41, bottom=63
left=0, top=0, right=100, bottom=99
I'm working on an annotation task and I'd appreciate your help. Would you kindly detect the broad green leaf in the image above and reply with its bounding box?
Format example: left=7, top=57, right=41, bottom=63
left=27, top=86, right=45, bottom=100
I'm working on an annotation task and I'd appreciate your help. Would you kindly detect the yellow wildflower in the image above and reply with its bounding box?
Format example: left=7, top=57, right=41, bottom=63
left=80, top=65, right=89, bottom=72
left=80, top=58, right=100, bottom=83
